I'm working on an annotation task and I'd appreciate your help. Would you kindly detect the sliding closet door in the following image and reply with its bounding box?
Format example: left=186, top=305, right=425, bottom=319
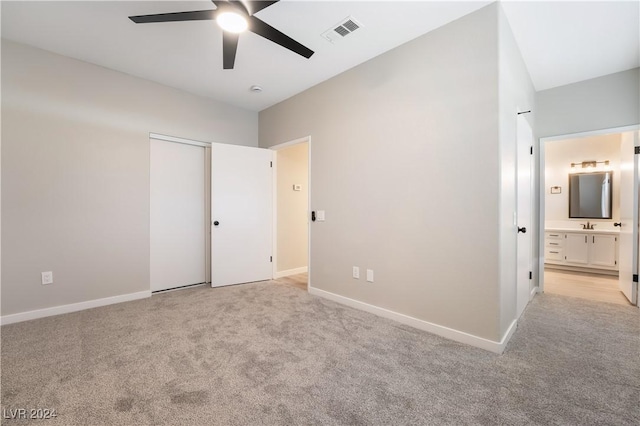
left=150, top=139, right=206, bottom=292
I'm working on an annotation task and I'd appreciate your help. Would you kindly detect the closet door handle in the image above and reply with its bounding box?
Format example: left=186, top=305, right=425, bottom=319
left=518, top=227, right=527, bottom=234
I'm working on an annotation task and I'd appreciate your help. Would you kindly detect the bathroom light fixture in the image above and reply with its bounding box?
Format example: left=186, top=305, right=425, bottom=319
left=570, top=160, right=609, bottom=171
left=217, top=12, right=248, bottom=33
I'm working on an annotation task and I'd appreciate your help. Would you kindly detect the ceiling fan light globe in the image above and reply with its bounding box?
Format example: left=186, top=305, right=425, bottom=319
left=217, top=12, right=248, bottom=33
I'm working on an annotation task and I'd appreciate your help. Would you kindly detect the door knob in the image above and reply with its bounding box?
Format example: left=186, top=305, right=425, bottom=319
left=614, top=222, right=621, bottom=227
left=213, top=221, right=220, bottom=226
left=518, top=227, right=527, bottom=234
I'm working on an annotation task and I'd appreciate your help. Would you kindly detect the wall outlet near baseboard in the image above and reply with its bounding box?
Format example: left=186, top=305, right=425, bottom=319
left=41, top=271, right=53, bottom=285
left=366, top=269, right=374, bottom=282
left=352, top=266, right=360, bottom=279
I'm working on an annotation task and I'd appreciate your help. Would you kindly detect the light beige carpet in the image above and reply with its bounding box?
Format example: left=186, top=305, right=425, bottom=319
left=1, top=279, right=639, bottom=425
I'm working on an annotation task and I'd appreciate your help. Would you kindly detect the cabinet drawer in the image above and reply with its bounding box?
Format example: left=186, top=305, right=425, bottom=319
left=545, top=248, right=564, bottom=261
left=545, top=239, right=564, bottom=248
left=545, top=232, right=563, bottom=240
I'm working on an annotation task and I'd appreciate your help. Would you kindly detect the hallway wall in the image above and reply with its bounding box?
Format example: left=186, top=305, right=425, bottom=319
left=537, top=68, right=640, bottom=138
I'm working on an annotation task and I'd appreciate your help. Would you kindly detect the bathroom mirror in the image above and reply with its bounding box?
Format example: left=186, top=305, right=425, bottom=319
left=568, top=171, right=612, bottom=219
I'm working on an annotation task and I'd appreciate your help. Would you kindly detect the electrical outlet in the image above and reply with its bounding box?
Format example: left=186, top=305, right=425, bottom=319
left=352, top=266, right=360, bottom=279
left=41, top=271, right=53, bottom=285
left=366, top=269, right=374, bottom=283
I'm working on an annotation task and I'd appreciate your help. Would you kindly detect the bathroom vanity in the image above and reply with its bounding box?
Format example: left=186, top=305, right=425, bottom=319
left=545, top=228, right=619, bottom=274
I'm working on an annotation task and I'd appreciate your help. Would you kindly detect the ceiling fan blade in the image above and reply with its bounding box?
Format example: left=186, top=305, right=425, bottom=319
left=129, top=9, right=216, bottom=24
left=248, top=16, right=314, bottom=59
left=245, top=1, right=279, bottom=15
left=223, top=32, right=240, bottom=69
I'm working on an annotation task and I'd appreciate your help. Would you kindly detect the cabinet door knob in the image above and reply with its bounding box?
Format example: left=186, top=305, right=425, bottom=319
left=518, top=227, right=527, bottom=234
left=614, top=222, right=622, bottom=227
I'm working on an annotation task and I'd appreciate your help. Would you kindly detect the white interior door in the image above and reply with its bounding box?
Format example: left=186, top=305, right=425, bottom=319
left=516, top=114, right=533, bottom=317
left=150, top=139, right=206, bottom=292
left=211, top=143, right=273, bottom=287
left=618, top=131, right=639, bottom=305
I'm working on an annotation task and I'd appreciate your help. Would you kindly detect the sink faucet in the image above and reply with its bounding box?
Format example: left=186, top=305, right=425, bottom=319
left=581, top=221, right=596, bottom=230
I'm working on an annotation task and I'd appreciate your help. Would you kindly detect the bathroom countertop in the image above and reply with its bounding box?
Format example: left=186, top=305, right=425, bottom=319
left=545, top=227, right=620, bottom=234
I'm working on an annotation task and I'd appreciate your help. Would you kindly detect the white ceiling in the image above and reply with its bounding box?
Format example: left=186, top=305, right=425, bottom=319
left=2, top=1, right=639, bottom=111
left=501, top=0, right=639, bottom=91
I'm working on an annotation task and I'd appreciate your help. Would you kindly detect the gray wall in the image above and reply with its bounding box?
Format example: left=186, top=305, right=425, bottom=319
left=260, top=5, right=503, bottom=341
left=537, top=68, right=640, bottom=138
left=1, top=40, right=257, bottom=316
left=497, top=6, right=536, bottom=336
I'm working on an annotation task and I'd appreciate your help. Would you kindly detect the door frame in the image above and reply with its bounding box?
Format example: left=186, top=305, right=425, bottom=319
left=269, top=136, right=312, bottom=289
left=150, top=132, right=213, bottom=288
left=538, top=124, right=639, bottom=301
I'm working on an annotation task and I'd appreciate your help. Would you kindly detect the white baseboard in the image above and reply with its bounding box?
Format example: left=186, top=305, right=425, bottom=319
left=530, top=286, right=539, bottom=300
left=274, top=266, right=308, bottom=279
left=500, top=319, right=518, bottom=352
left=0, top=290, right=151, bottom=326
left=309, top=287, right=516, bottom=354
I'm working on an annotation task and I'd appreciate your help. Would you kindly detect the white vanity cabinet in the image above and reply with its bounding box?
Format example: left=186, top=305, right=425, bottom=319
left=545, top=229, right=618, bottom=273
left=544, top=232, right=564, bottom=262
left=590, top=234, right=618, bottom=267
left=564, top=233, right=590, bottom=264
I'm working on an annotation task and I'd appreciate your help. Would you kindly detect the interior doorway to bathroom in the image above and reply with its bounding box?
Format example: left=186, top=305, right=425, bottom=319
left=540, top=128, right=638, bottom=306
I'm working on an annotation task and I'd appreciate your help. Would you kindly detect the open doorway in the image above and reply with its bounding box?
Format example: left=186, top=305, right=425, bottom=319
left=540, top=128, right=639, bottom=306
left=271, top=137, right=310, bottom=291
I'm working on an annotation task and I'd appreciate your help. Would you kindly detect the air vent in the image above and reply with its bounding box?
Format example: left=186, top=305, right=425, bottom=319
left=322, top=16, right=363, bottom=43
left=343, top=19, right=359, bottom=32
left=334, top=25, right=350, bottom=37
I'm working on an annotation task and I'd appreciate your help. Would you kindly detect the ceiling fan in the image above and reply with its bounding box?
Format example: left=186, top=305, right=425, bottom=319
left=129, top=0, right=314, bottom=70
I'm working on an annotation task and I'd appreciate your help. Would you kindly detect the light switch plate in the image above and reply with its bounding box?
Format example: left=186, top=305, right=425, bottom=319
left=317, top=210, right=325, bottom=221
left=366, top=269, right=374, bottom=282
left=293, top=184, right=302, bottom=191
left=41, top=271, right=53, bottom=285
